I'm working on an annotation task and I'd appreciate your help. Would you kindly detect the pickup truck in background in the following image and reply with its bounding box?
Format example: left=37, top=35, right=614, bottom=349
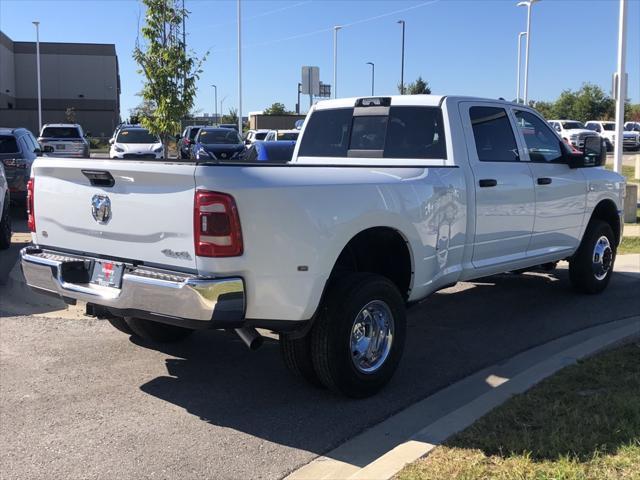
left=547, top=119, right=600, bottom=150
left=21, top=95, right=625, bottom=397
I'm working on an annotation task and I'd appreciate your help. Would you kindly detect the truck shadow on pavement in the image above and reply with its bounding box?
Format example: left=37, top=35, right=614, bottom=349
left=136, top=268, right=640, bottom=463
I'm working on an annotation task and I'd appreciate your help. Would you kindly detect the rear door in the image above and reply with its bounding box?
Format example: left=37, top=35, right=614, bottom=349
left=32, top=159, right=198, bottom=270
left=459, top=102, right=535, bottom=268
left=511, top=108, right=586, bottom=255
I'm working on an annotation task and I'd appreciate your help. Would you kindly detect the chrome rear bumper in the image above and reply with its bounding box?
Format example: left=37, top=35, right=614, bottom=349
left=20, top=247, right=245, bottom=326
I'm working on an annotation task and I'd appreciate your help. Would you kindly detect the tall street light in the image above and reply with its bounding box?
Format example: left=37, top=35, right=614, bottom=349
left=32, top=21, right=42, bottom=132
left=212, top=84, right=218, bottom=125
left=516, top=31, right=526, bottom=103
left=237, top=0, right=243, bottom=132
left=397, top=20, right=405, bottom=94
left=517, top=0, right=539, bottom=105
left=333, top=25, right=342, bottom=99
left=366, top=62, right=375, bottom=96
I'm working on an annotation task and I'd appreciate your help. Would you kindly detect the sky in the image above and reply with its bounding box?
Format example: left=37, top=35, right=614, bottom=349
left=1, top=0, right=638, bottom=119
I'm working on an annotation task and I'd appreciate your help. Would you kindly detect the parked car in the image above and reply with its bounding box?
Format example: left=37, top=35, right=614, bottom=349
left=625, top=121, right=640, bottom=132
left=0, top=162, right=10, bottom=249
left=177, top=125, right=204, bottom=159
left=547, top=120, right=599, bottom=149
left=244, top=129, right=270, bottom=145
left=0, top=127, right=42, bottom=204
left=584, top=120, right=640, bottom=151
left=242, top=140, right=296, bottom=163
left=38, top=123, right=90, bottom=158
left=264, top=129, right=300, bottom=141
left=109, top=127, right=164, bottom=159
left=219, top=123, right=239, bottom=131
left=191, top=127, right=245, bottom=161
left=21, top=95, right=623, bottom=398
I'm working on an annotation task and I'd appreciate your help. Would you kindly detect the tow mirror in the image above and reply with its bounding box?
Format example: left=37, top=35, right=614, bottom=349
left=567, top=136, right=605, bottom=168
left=42, top=145, right=54, bottom=153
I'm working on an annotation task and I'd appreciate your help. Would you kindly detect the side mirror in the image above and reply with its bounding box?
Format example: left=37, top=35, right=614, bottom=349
left=567, top=136, right=605, bottom=168
left=245, top=139, right=251, bottom=145
left=34, top=148, right=42, bottom=157
left=175, top=134, right=181, bottom=142
left=42, top=145, right=54, bottom=153
left=108, top=138, right=115, bottom=145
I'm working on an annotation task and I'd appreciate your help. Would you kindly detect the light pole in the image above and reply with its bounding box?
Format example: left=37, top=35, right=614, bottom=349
left=333, top=25, right=342, bottom=99
left=212, top=84, right=218, bottom=124
left=516, top=31, right=526, bottom=103
left=366, top=62, right=375, bottom=96
left=517, top=0, right=539, bottom=105
left=220, top=95, right=228, bottom=121
left=32, top=21, right=42, bottom=132
left=397, top=20, right=405, bottom=94
left=237, top=0, right=243, bottom=132
left=613, top=0, right=628, bottom=175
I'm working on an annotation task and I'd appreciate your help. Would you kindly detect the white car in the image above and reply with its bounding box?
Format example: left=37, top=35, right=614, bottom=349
left=547, top=120, right=599, bottom=149
left=264, top=129, right=299, bottom=141
left=109, top=127, right=164, bottom=159
left=585, top=120, right=640, bottom=151
left=625, top=121, right=640, bottom=133
left=21, top=95, right=624, bottom=397
left=38, top=123, right=90, bottom=158
left=0, top=162, right=11, bottom=249
left=244, top=129, right=270, bottom=145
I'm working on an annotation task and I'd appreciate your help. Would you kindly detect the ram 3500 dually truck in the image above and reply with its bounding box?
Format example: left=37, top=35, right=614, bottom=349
left=21, top=96, right=625, bottom=397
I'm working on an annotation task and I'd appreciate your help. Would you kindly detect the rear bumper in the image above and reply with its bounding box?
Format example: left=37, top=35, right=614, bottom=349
left=20, top=246, right=245, bottom=327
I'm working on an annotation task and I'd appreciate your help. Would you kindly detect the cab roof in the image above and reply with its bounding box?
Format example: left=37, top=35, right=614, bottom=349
left=313, top=95, right=528, bottom=111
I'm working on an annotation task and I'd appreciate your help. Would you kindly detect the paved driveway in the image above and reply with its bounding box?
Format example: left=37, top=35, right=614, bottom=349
left=1, top=212, right=638, bottom=480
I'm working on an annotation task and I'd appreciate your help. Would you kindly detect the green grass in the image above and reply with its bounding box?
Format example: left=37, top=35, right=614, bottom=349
left=397, top=342, right=640, bottom=480
left=605, top=164, right=638, bottom=184
left=619, top=237, right=640, bottom=255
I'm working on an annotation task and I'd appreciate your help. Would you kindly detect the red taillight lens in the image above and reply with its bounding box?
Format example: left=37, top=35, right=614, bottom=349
left=27, top=178, right=35, bottom=232
left=194, top=190, right=243, bottom=257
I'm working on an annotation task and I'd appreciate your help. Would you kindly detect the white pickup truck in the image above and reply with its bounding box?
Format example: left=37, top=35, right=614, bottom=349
left=21, top=95, right=625, bottom=397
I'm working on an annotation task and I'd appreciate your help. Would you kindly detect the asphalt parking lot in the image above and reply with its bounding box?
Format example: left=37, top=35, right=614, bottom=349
left=1, top=206, right=638, bottom=480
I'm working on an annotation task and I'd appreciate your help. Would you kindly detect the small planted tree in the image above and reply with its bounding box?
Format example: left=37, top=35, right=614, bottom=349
left=133, top=0, right=207, bottom=157
left=263, top=102, right=290, bottom=115
left=64, top=107, right=77, bottom=123
left=399, top=76, right=431, bottom=95
left=221, top=108, right=239, bottom=126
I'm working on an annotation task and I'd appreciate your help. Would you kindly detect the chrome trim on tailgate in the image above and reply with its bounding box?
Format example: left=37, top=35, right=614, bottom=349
left=20, top=247, right=245, bottom=324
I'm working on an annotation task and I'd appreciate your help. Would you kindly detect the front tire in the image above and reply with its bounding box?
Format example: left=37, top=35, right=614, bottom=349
left=569, top=219, right=616, bottom=294
left=0, top=195, right=11, bottom=250
left=124, top=317, right=194, bottom=343
left=311, top=273, right=406, bottom=398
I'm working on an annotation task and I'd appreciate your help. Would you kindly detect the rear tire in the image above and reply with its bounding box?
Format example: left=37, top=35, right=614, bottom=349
left=124, top=317, right=194, bottom=343
left=311, top=273, right=406, bottom=398
left=280, top=332, right=324, bottom=388
left=0, top=195, right=11, bottom=250
left=569, top=219, right=616, bottom=294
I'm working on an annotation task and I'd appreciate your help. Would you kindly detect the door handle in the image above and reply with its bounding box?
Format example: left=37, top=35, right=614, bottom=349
left=478, top=179, right=497, bottom=188
left=537, top=177, right=552, bottom=185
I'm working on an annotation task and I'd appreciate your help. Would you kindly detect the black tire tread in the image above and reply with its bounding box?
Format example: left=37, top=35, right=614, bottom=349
left=569, top=219, right=616, bottom=294
left=280, top=333, right=323, bottom=387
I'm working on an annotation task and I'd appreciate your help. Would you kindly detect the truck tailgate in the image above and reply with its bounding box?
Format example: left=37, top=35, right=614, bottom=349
left=32, top=158, right=197, bottom=270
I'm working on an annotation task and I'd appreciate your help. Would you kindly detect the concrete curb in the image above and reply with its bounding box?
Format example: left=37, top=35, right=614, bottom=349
left=286, top=315, right=640, bottom=480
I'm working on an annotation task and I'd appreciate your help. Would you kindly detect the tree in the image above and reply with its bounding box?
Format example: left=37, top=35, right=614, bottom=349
left=129, top=98, right=157, bottom=125
left=133, top=0, right=207, bottom=156
left=399, top=76, right=431, bottom=95
left=221, top=108, right=239, bottom=126
left=263, top=102, right=290, bottom=115
left=531, top=83, right=615, bottom=123
left=64, top=107, right=77, bottom=124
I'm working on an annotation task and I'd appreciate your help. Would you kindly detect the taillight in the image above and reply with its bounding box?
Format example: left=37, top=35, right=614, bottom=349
left=194, top=190, right=243, bottom=257
left=27, top=178, right=35, bottom=232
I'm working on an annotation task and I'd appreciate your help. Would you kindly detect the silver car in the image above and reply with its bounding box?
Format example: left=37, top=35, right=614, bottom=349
left=38, top=123, right=90, bottom=158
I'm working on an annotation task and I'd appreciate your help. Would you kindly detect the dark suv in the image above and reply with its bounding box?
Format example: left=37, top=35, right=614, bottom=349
left=177, top=125, right=204, bottom=159
left=0, top=127, right=42, bottom=204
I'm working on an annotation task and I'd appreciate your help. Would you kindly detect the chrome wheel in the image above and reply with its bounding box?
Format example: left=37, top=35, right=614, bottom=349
left=350, top=300, right=394, bottom=374
left=592, top=235, right=613, bottom=281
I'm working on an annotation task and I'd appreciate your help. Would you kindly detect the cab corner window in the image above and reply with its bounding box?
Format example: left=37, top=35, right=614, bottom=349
left=469, top=106, right=519, bottom=162
left=514, top=110, right=563, bottom=163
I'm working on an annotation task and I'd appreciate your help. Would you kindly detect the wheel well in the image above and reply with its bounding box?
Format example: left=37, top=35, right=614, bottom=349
left=590, top=200, right=621, bottom=245
left=331, top=227, right=412, bottom=299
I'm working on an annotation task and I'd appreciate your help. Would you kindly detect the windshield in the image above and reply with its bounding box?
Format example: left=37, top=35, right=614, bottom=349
left=277, top=132, right=299, bottom=141
left=116, top=129, right=159, bottom=144
left=198, top=129, right=242, bottom=145
left=41, top=127, right=81, bottom=139
left=188, top=127, right=201, bottom=140
left=0, top=136, right=19, bottom=154
left=255, top=132, right=268, bottom=140
left=561, top=121, right=585, bottom=130
left=602, top=123, right=615, bottom=131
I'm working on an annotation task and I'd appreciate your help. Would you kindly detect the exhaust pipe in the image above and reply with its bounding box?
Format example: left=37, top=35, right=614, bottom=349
left=234, top=327, right=263, bottom=350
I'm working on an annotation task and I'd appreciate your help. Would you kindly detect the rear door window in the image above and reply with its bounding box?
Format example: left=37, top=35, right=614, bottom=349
left=469, top=106, right=519, bottom=162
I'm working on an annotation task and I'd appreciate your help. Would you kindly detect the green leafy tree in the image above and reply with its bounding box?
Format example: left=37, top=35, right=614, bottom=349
left=129, top=98, right=157, bottom=125
left=530, top=100, right=555, bottom=119
left=399, top=76, right=432, bottom=95
left=221, top=108, right=239, bottom=126
left=625, top=103, right=640, bottom=122
left=133, top=0, right=207, bottom=157
left=263, top=102, right=290, bottom=115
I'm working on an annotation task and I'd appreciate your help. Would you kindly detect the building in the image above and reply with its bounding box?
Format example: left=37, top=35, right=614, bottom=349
left=0, top=31, right=120, bottom=137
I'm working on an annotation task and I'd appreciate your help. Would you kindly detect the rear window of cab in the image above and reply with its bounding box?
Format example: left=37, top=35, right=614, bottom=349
left=298, top=106, right=446, bottom=159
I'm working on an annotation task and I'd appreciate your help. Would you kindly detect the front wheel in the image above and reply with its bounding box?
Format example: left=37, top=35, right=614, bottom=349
left=569, top=219, right=616, bottom=294
left=311, top=273, right=406, bottom=398
left=124, top=317, right=194, bottom=343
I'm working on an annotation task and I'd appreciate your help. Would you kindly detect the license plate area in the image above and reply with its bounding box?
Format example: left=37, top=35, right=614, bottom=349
left=56, top=144, right=66, bottom=150
left=90, top=260, right=124, bottom=288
